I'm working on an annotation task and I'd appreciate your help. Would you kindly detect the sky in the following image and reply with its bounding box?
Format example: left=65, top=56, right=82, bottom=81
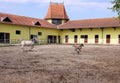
left=0, top=0, right=118, bottom=20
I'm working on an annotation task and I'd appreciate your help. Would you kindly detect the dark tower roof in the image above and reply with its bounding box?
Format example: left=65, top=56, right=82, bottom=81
left=44, top=3, right=69, bottom=20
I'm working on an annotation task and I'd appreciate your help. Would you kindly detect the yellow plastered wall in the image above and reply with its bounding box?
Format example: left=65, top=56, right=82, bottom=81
left=1, top=23, right=120, bottom=45
left=62, top=20, right=68, bottom=24
left=30, top=26, right=59, bottom=44
left=103, top=27, right=120, bottom=44
left=60, top=27, right=120, bottom=44
left=60, top=28, right=103, bottom=44
left=0, top=24, right=30, bottom=41
left=0, top=23, right=59, bottom=44
left=46, top=19, right=52, bottom=24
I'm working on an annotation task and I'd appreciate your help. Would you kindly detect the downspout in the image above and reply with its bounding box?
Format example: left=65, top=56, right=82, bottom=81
left=57, top=25, right=59, bottom=44
left=101, top=27, right=104, bottom=44
left=29, top=27, right=31, bottom=39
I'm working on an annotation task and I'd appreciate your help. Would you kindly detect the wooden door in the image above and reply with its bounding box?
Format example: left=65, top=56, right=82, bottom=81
left=65, top=35, right=68, bottom=43
left=58, top=36, right=61, bottom=44
left=0, top=33, right=10, bottom=43
left=74, top=35, right=78, bottom=43
left=118, top=35, right=120, bottom=44
left=106, top=35, right=110, bottom=44
left=84, top=35, right=88, bottom=43
left=95, top=35, right=99, bottom=44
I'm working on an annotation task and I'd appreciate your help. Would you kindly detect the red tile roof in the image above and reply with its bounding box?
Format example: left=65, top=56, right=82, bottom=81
left=59, top=18, right=120, bottom=29
left=0, top=12, right=57, bottom=28
left=0, top=12, right=120, bottom=29
left=44, top=3, right=69, bottom=20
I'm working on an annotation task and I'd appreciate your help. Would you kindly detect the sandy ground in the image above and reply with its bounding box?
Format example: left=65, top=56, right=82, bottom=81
left=0, top=44, right=120, bottom=83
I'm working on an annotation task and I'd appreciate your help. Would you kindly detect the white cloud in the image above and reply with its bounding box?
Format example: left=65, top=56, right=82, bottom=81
left=0, top=0, right=116, bottom=20
left=1, top=0, right=28, bottom=3
left=65, top=0, right=111, bottom=8
left=0, top=0, right=110, bottom=4
left=0, top=0, right=112, bottom=10
left=0, top=0, right=48, bottom=3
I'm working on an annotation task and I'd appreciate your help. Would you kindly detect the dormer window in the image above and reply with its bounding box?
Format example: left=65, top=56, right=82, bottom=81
left=52, top=19, right=62, bottom=25
left=33, top=21, right=41, bottom=26
left=1, top=17, right=12, bottom=23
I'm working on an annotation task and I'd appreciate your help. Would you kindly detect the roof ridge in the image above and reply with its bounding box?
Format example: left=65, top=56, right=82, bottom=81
left=0, top=12, right=44, bottom=21
left=50, top=2, right=64, bottom=4
left=0, top=12, right=57, bottom=28
left=70, top=17, right=117, bottom=21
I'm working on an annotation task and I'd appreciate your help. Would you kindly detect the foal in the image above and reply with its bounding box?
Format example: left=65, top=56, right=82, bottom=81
left=73, top=43, right=84, bottom=54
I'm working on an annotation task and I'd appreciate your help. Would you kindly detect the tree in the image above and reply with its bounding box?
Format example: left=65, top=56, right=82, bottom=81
left=111, top=0, right=120, bottom=18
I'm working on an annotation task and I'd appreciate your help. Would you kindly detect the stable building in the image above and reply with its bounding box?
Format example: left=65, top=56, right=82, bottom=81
left=0, top=3, right=120, bottom=45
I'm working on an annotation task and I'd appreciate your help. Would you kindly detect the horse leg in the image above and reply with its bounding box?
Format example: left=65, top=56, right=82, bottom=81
left=29, top=45, right=34, bottom=51
left=31, top=44, right=34, bottom=49
left=77, top=51, right=79, bottom=55
left=75, top=48, right=80, bottom=55
left=79, top=48, right=81, bottom=52
left=21, top=45, right=25, bottom=52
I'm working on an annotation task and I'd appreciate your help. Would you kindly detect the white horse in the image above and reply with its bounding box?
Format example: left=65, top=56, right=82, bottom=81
left=19, top=38, right=38, bottom=51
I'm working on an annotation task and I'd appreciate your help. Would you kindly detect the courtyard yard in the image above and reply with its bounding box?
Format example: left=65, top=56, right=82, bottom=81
left=0, top=44, right=120, bottom=83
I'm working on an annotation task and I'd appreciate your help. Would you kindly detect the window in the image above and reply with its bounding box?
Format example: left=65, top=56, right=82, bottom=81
left=52, top=19, right=62, bottom=25
left=95, top=35, right=99, bottom=38
left=38, top=32, right=42, bottom=36
left=74, top=35, right=77, bottom=38
left=2, top=17, right=12, bottom=23
left=30, top=35, right=37, bottom=39
left=71, top=29, right=75, bottom=32
left=81, top=35, right=85, bottom=38
left=16, top=30, right=21, bottom=35
left=84, top=35, right=88, bottom=39
left=34, top=21, right=41, bottom=26
left=65, top=35, right=69, bottom=39
left=81, top=35, right=88, bottom=39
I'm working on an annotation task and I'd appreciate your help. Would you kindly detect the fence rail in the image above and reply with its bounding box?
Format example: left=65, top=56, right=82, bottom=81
left=0, top=39, right=57, bottom=45
left=0, top=38, right=120, bottom=46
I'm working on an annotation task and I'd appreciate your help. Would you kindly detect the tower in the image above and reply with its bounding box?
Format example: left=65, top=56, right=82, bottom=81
left=44, top=2, right=69, bottom=25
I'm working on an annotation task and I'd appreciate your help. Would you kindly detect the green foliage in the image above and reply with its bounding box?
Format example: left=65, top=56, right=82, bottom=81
left=111, top=0, right=120, bottom=18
